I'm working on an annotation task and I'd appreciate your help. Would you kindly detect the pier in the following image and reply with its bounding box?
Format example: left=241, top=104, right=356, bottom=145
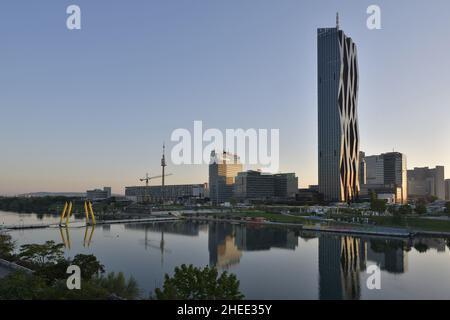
left=0, top=216, right=181, bottom=231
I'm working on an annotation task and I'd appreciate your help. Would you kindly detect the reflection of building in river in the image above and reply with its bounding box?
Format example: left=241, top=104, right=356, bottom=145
left=234, top=226, right=298, bottom=251
left=298, top=231, right=319, bottom=241
left=367, top=239, right=408, bottom=274
left=126, top=221, right=203, bottom=266
left=125, top=221, right=201, bottom=236
left=208, top=223, right=299, bottom=268
left=209, top=223, right=237, bottom=268
left=318, top=235, right=366, bottom=300
left=216, top=235, right=242, bottom=269
left=413, top=238, right=446, bottom=252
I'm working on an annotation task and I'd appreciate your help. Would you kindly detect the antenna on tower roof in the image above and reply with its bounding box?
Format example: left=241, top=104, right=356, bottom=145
left=336, top=12, right=340, bottom=30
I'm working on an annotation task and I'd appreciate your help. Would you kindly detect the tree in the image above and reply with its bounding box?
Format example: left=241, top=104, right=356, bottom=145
left=41, top=279, right=111, bottom=300
left=446, top=202, right=450, bottom=214
left=398, top=205, right=412, bottom=215
left=0, top=271, right=126, bottom=300
left=414, top=242, right=429, bottom=253
left=94, top=272, right=140, bottom=299
left=33, top=255, right=102, bottom=285
left=370, top=239, right=404, bottom=253
left=0, top=268, right=140, bottom=300
left=371, top=198, right=386, bottom=213
left=34, top=259, right=70, bottom=285
left=0, top=233, right=15, bottom=259
left=0, top=271, right=47, bottom=300
left=415, top=203, right=427, bottom=215
left=18, top=241, right=65, bottom=266
left=72, top=254, right=105, bottom=280
left=370, top=191, right=377, bottom=203
left=155, top=264, right=244, bottom=300
left=387, top=205, right=398, bottom=215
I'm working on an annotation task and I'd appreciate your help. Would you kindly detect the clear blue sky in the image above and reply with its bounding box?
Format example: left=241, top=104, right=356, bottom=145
left=1, top=0, right=450, bottom=195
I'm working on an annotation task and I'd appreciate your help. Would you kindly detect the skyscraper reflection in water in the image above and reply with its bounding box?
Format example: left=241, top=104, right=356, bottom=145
left=318, top=235, right=366, bottom=300
left=319, top=235, right=410, bottom=300
left=208, top=223, right=299, bottom=269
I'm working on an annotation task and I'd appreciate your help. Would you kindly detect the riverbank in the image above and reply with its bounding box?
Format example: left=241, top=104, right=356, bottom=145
left=0, top=215, right=180, bottom=231
left=186, top=212, right=450, bottom=238
left=185, top=216, right=414, bottom=238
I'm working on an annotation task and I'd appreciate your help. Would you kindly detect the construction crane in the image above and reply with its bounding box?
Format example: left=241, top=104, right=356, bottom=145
left=140, top=173, right=172, bottom=187
left=139, top=172, right=173, bottom=203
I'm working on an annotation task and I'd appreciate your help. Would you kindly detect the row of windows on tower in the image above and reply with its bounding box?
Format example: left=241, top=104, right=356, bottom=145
left=319, top=73, right=337, bottom=84
left=319, top=150, right=338, bottom=157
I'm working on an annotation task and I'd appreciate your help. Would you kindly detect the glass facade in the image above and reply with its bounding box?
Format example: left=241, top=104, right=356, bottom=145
left=318, top=25, right=360, bottom=202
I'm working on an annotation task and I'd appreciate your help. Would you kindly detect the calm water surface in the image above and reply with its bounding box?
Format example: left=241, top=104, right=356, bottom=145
left=2, top=211, right=450, bottom=299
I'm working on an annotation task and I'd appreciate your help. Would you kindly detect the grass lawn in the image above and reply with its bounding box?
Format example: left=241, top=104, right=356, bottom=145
left=369, top=216, right=450, bottom=233
left=214, top=210, right=309, bottom=224
left=211, top=210, right=450, bottom=233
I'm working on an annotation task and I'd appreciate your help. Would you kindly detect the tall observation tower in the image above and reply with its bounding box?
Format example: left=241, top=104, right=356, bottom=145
left=161, top=143, right=167, bottom=203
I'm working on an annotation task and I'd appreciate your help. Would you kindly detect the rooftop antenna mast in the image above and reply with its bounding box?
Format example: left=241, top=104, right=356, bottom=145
left=336, top=12, right=340, bottom=30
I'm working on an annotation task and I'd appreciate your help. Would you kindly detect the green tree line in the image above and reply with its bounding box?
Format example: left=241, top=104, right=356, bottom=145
left=0, top=234, right=244, bottom=300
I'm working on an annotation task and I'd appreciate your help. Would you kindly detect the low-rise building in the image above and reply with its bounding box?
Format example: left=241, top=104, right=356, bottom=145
left=125, top=184, right=207, bottom=203
left=86, top=187, right=112, bottom=201
left=296, top=188, right=321, bottom=204
left=233, top=171, right=298, bottom=201
left=233, top=171, right=274, bottom=201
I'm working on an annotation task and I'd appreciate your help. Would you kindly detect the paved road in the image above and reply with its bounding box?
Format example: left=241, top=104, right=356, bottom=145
left=0, top=265, right=12, bottom=278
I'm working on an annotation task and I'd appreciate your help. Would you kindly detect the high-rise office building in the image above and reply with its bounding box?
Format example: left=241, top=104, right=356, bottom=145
left=365, top=154, right=384, bottom=185
left=273, top=173, right=299, bottom=198
left=408, top=166, right=445, bottom=200
left=446, top=179, right=450, bottom=201
left=318, top=15, right=360, bottom=202
left=209, top=151, right=243, bottom=204
left=383, top=152, right=408, bottom=204
left=233, top=171, right=274, bottom=201
left=362, top=152, right=408, bottom=204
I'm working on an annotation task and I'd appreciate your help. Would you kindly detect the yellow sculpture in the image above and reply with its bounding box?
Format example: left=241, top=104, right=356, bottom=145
left=57, top=200, right=97, bottom=248
left=59, top=226, right=71, bottom=249
left=59, top=200, right=96, bottom=227
left=83, top=225, right=95, bottom=247
left=59, top=202, right=68, bottom=226
left=84, top=201, right=96, bottom=225
left=59, top=201, right=73, bottom=226
left=65, top=201, right=73, bottom=225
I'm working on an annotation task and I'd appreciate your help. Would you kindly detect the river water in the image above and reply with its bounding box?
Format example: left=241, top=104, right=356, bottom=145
left=2, top=211, right=450, bottom=299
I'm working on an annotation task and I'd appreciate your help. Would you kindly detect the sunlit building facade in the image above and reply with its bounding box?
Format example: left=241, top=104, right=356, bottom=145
left=361, top=152, right=408, bottom=204
left=318, top=19, right=360, bottom=202
left=408, top=166, right=445, bottom=200
left=209, top=151, right=243, bottom=204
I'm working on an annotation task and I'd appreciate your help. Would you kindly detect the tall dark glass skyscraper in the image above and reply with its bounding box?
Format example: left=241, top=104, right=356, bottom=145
left=317, top=16, right=360, bottom=202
